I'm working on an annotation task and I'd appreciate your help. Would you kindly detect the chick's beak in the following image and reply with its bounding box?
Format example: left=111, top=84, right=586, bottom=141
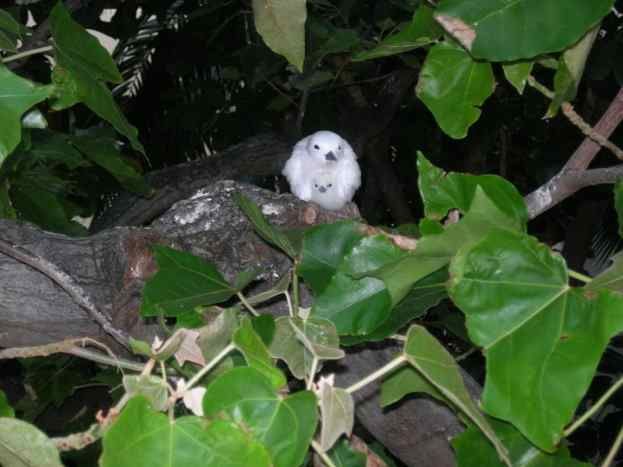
left=319, top=186, right=327, bottom=193
left=325, top=151, right=337, bottom=162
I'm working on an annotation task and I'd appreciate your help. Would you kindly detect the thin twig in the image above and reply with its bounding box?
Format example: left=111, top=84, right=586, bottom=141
left=601, top=423, right=623, bottom=467
left=0, top=238, right=130, bottom=348
left=2, top=45, right=54, bottom=63
left=311, top=440, right=338, bottom=467
left=565, top=376, right=623, bottom=437
left=345, top=355, right=406, bottom=394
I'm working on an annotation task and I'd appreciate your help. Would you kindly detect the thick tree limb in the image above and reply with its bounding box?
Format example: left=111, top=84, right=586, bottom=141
left=525, top=87, right=623, bottom=219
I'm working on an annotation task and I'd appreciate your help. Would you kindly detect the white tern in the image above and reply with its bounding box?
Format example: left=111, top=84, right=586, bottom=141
left=282, top=131, right=361, bottom=210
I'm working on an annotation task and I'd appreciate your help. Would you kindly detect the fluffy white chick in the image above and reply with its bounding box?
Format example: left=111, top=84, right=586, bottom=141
left=282, top=131, right=361, bottom=210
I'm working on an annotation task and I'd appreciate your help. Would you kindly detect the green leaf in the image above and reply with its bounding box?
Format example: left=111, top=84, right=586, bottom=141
left=417, top=153, right=528, bottom=227
left=547, top=26, right=598, bottom=117
left=0, top=418, right=63, bottom=467
left=122, top=375, right=169, bottom=411
left=251, top=314, right=276, bottom=345
left=50, top=2, right=122, bottom=83
left=49, top=65, right=82, bottom=112
left=203, top=367, right=318, bottom=467
left=0, top=10, right=23, bottom=37
left=368, top=188, right=519, bottom=323
left=328, top=439, right=366, bottom=467
left=26, top=130, right=87, bottom=169
left=298, top=221, right=366, bottom=293
left=0, top=390, right=14, bottom=418
left=0, top=10, right=23, bottom=52
left=69, top=135, right=150, bottom=195
left=449, top=229, right=623, bottom=451
left=381, top=366, right=445, bottom=407
left=233, top=318, right=286, bottom=390
left=141, top=246, right=236, bottom=318
left=502, top=61, right=534, bottom=95
left=403, top=325, right=510, bottom=466
left=0, top=63, right=53, bottom=162
left=11, top=184, right=87, bottom=236
left=101, top=397, right=271, bottom=467
left=341, top=235, right=408, bottom=277
left=235, top=193, right=297, bottom=258
left=452, top=418, right=591, bottom=467
left=69, top=69, right=145, bottom=154
left=318, top=380, right=354, bottom=451
left=312, top=273, right=392, bottom=335
left=416, top=42, right=494, bottom=139
left=269, top=317, right=344, bottom=380
left=197, top=308, right=240, bottom=363
left=252, top=0, right=306, bottom=72
left=434, top=0, right=614, bottom=61
left=352, top=5, right=442, bottom=61
left=586, top=252, right=623, bottom=295
left=348, top=267, right=447, bottom=344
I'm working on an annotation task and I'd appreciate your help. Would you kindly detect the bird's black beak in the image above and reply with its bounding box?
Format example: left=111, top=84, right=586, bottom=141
left=319, top=186, right=327, bottom=193
left=325, top=151, right=337, bottom=162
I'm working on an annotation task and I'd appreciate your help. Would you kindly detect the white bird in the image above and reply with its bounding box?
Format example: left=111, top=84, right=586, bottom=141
left=282, top=131, right=361, bottom=211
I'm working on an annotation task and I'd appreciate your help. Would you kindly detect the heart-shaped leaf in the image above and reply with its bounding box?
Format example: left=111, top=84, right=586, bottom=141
left=449, top=229, right=623, bottom=451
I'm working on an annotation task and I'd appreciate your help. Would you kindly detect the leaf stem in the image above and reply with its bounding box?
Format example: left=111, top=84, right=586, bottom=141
left=311, top=440, right=337, bottom=467
left=601, top=423, right=623, bottom=467
left=3, top=45, right=54, bottom=63
left=565, top=375, right=623, bottom=436
left=292, top=267, right=300, bottom=312
left=307, top=356, right=319, bottom=390
left=185, top=343, right=235, bottom=390
left=345, top=355, right=407, bottom=394
left=237, top=291, right=259, bottom=316
left=568, top=269, right=592, bottom=284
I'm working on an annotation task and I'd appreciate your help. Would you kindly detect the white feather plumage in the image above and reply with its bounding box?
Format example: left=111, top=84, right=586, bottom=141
left=282, top=131, right=361, bottom=210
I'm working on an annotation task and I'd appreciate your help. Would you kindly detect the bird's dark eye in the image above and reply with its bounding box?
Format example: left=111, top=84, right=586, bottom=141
left=314, top=183, right=318, bottom=187
left=328, top=183, right=332, bottom=187
left=313, top=144, right=320, bottom=150
left=338, top=146, right=342, bottom=150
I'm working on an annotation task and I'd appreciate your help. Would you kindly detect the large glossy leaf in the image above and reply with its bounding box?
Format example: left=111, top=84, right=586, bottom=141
left=352, top=5, right=442, bottom=61
left=0, top=418, right=63, bottom=467
left=252, top=0, right=306, bottom=72
left=417, top=153, right=528, bottom=227
left=49, top=4, right=143, bottom=153
left=233, top=318, right=286, bottom=389
left=298, top=221, right=365, bottom=293
left=101, top=397, right=271, bottom=467
left=328, top=439, right=366, bottom=467
left=452, top=418, right=591, bottom=467
left=0, top=64, right=52, bottom=162
left=141, top=246, right=235, bottom=317
left=343, top=267, right=447, bottom=346
left=312, top=272, right=392, bottom=336
left=449, top=229, right=623, bottom=451
left=402, top=325, right=510, bottom=466
left=369, top=188, right=519, bottom=320
left=434, top=0, right=614, bottom=61
left=416, top=42, right=494, bottom=139
left=203, top=367, right=317, bottom=467
left=49, top=2, right=121, bottom=83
